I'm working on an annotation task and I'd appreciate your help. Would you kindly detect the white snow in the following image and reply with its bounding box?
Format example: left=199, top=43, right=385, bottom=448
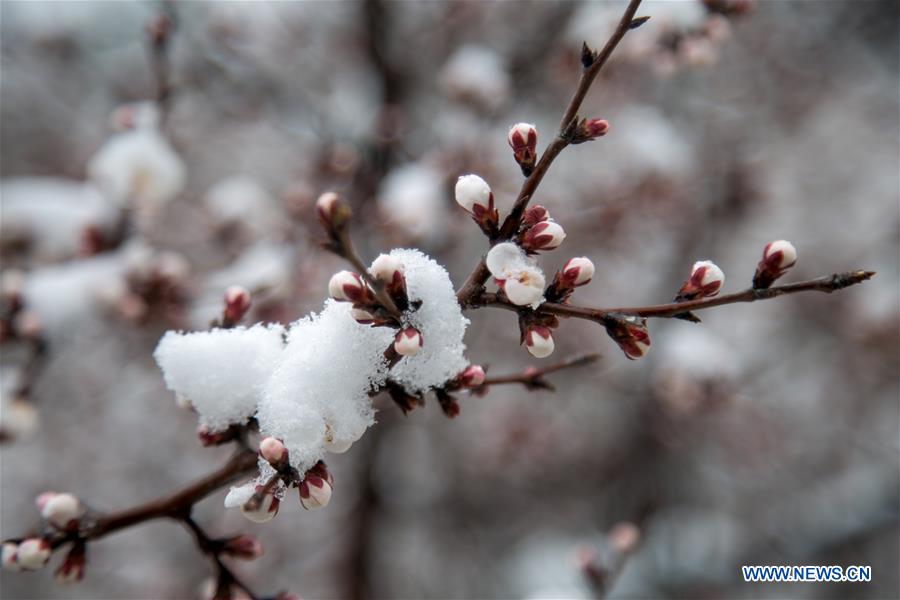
left=377, top=162, right=448, bottom=242
left=440, top=45, right=511, bottom=109
left=154, top=324, right=286, bottom=431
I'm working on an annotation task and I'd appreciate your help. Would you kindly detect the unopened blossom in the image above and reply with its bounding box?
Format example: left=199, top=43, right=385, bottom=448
left=524, top=326, right=555, bottom=358
left=40, top=492, right=84, bottom=531
left=455, top=174, right=499, bottom=234
left=562, top=257, right=595, bottom=287
left=573, top=118, right=610, bottom=143
left=459, top=364, right=486, bottom=387
left=370, top=253, right=406, bottom=299
left=520, top=220, right=566, bottom=252
left=522, top=205, right=550, bottom=227
left=299, top=474, right=333, bottom=510
left=753, top=240, right=797, bottom=288
left=676, top=260, right=725, bottom=301
left=259, top=437, right=288, bottom=467
left=394, top=327, right=423, bottom=357
left=605, top=316, right=651, bottom=360
left=607, top=522, right=641, bottom=555
left=2, top=542, right=20, bottom=572
left=486, top=243, right=546, bottom=307
left=222, top=535, right=264, bottom=560
left=240, top=487, right=280, bottom=523
left=508, top=122, right=538, bottom=175
left=223, top=286, right=252, bottom=325
left=351, top=307, right=377, bottom=325
left=328, top=271, right=370, bottom=304
left=15, top=538, right=51, bottom=570
left=315, top=191, right=351, bottom=232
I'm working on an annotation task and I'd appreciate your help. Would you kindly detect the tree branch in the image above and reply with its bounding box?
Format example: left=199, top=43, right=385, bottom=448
left=479, top=353, right=601, bottom=391
left=470, top=271, right=875, bottom=323
left=456, top=0, right=645, bottom=307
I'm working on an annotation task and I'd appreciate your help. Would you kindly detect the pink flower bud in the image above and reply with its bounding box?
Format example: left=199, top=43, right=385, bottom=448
left=35, top=491, right=57, bottom=513
left=508, top=123, right=538, bottom=175
left=222, top=535, right=264, bottom=560
left=524, top=326, right=555, bottom=358
left=459, top=365, right=486, bottom=387
left=240, top=487, right=280, bottom=523
left=15, top=538, right=51, bottom=570
left=676, top=260, right=724, bottom=301
left=259, top=437, right=288, bottom=467
left=605, top=316, right=650, bottom=360
left=2, top=542, right=21, bottom=572
left=520, top=220, right=566, bottom=252
left=573, top=118, right=609, bottom=143
left=328, top=271, right=369, bottom=304
left=394, top=327, right=423, bottom=357
left=562, top=257, right=595, bottom=287
left=223, top=286, right=252, bottom=325
left=522, top=205, right=550, bottom=228
left=315, top=191, right=351, bottom=231
left=40, top=493, right=84, bottom=531
left=54, top=544, right=86, bottom=584
left=299, top=475, right=333, bottom=510
left=753, top=240, right=797, bottom=288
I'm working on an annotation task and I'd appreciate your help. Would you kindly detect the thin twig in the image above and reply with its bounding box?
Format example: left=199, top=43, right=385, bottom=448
left=455, top=0, right=645, bottom=306
left=480, top=353, right=601, bottom=389
left=182, top=516, right=260, bottom=600
left=470, top=271, right=876, bottom=323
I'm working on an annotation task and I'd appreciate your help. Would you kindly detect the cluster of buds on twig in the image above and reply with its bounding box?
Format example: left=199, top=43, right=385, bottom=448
left=430, top=364, right=488, bottom=418
left=2, top=538, right=51, bottom=572
left=1, top=492, right=87, bottom=576
left=455, top=175, right=499, bottom=237
left=604, top=315, right=651, bottom=360
left=508, top=123, right=538, bottom=176
left=753, top=240, right=797, bottom=289
left=517, top=205, right=566, bottom=253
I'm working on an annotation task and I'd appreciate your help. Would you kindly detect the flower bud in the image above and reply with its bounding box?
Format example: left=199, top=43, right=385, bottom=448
left=54, top=544, right=86, bottom=584
left=222, top=535, right=264, bottom=560
left=351, top=308, right=377, bottom=325
left=308, top=460, right=334, bottom=487
left=607, top=522, right=641, bottom=555
left=2, top=542, right=21, bottom=572
left=370, top=254, right=406, bottom=300
left=520, top=220, right=566, bottom=252
left=522, top=205, right=550, bottom=228
left=259, top=437, right=288, bottom=467
left=40, top=493, right=84, bottom=531
left=223, top=285, right=252, bottom=325
left=394, top=327, right=423, bottom=356
left=316, top=191, right=351, bottom=231
left=508, top=122, right=538, bottom=175
left=196, top=425, right=237, bottom=447
left=16, top=538, right=51, bottom=570
left=454, top=175, right=492, bottom=215
left=328, top=270, right=369, bottom=304
left=676, top=260, right=724, bottom=301
left=299, top=475, right=333, bottom=510
left=524, top=326, right=555, bottom=358
left=562, top=257, right=595, bottom=287
left=605, top=316, right=650, bottom=360
left=459, top=365, right=486, bottom=388
left=240, top=487, right=280, bottom=523
left=753, top=240, right=797, bottom=288
left=573, top=118, right=609, bottom=143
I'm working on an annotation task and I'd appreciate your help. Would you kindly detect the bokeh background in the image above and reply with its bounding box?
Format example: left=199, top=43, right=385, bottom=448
left=1, top=1, right=898, bottom=598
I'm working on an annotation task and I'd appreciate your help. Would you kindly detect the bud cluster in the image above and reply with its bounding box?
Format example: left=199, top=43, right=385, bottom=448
left=2, top=538, right=51, bottom=572
left=752, top=240, right=797, bottom=289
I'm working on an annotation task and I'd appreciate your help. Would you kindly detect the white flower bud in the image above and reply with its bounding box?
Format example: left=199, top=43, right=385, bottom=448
left=394, top=327, right=423, bottom=356
left=454, top=175, right=492, bottom=214
left=562, top=257, right=595, bottom=286
left=2, top=542, right=21, bottom=572
left=764, top=240, right=797, bottom=269
left=16, top=538, right=51, bottom=570
left=677, top=260, right=724, bottom=300
left=240, top=489, right=279, bottom=523
left=524, top=326, right=555, bottom=358
left=299, top=475, right=333, bottom=510
left=328, top=270, right=367, bottom=303
left=41, top=493, right=83, bottom=531
left=508, top=123, right=538, bottom=175
left=259, top=437, right=287, bottom=466
left=521, top=220, right=566, bottom=252
left=370, top=254, right=404, bottom=283
left=351, top=308, right=376, bottom=324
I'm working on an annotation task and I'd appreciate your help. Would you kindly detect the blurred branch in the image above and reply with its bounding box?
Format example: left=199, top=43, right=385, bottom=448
left=456, top=0, right=646, bottom=306
left=471, top=270, right=876, bottom=323
left=479, top=353, right=600, bottom=391
left=182, top=516, right=260, bottom=600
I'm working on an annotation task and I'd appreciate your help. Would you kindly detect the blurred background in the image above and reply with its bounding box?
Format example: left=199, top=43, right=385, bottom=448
left=1, top=1, right=898, bottom=598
